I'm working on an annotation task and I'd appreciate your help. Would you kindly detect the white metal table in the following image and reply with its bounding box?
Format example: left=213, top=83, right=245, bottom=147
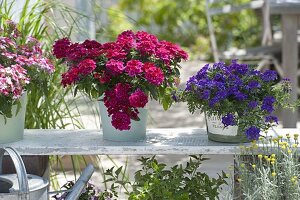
left=0, top=128, right=298, bottom=155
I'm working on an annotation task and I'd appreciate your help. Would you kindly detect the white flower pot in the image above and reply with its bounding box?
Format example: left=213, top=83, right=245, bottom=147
left=0, top=93, right=27, bottom=144
left=205, top=114, right=249, bottom=143
left=99, top=101, right=147, bottom=141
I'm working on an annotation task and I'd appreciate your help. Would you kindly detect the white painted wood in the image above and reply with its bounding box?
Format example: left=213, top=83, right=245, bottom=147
left=0, top=128, right=298, bottom=155
left=282, top=14, right=299, bottom=128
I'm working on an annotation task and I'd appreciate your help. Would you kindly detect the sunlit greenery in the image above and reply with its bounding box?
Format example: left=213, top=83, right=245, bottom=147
left=96, top=0, right=262, bottom=59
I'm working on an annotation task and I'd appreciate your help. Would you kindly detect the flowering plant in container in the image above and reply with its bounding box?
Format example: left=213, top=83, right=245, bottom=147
left=0, top=20, right=54, bottom=120
left=183, top=60, right=291, bottom=141
left=53, top=30, right=188, bottom=131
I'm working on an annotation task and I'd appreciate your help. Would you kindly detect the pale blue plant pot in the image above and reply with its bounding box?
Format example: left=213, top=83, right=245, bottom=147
left=99, top=101, right=147, bottom=142
left=0, top=93, right=27, bottom=144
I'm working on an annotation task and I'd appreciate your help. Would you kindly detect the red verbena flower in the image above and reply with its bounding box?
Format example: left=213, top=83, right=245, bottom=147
left=143, top=62, right=164, bottom=85
left=111, top=112, right=131, bottom=130
left=106, top=59, right=125, bottom=75
left=125, top=60, right=143, bottom=77
left=77, top=59, right=97, bottom=75
left=53, top=38, right=71, bottom=59
left=129, top=89, right=148, bottom=108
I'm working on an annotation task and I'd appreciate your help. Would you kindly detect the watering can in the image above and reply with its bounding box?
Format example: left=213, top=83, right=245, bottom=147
left=0, top=147, right=94, bottom=200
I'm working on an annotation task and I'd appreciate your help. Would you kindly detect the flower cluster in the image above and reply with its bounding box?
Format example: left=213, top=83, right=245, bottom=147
left=184, top=60, right=291, bottom=140
left=53, top=30, right=188, bottom=130
left=0, top=20, right=54, bottom=118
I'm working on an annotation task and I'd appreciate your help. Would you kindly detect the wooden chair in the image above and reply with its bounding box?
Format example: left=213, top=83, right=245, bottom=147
left=205, top=0, right=284, bottom=78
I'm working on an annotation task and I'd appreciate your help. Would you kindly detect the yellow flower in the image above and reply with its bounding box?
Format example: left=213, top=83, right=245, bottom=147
left=294, top=134, right=299, bottom=139
left=267, top=158, right=271, bottom=162
left=271, top=154, right=276, bottom=158
left=252, top=164, right=256, bottom=169
left=271, top=172, right=276, bottom=177
left=271, top=158, right=276, bottom=162
left=271, top=161, right=275, bottom=165
left=288, top=149, right=293, bottom=154
left=278, top=135, right=283, bottom=139
left=279, top=142, right=283, bottom=145
left=240, top=163, right=245, bottom=168
left=281, top=145, right=286, bottom=150
left=292, top=144, right=298, bottom=148
left=286, top=133, right=291, bottom=139
left=272, top=138, right=278, bottom=143
left=258, top=154, right=263, bottom=159
left=237, top=178, right=242, bottom=182
left=264, top=155, right=269, bottom=160
left=292, top=177, right=296, bottom=182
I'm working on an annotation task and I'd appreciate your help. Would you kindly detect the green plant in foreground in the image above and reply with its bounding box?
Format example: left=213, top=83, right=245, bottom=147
left=104, top=155, right=227, bottom=200
left=236, top=134, right=300, bottom=200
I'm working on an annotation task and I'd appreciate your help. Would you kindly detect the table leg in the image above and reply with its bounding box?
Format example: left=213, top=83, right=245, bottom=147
left=282, top=14, right=298, bottom=128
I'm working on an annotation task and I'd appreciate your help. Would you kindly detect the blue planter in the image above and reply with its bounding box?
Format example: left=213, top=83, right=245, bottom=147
left=0, top=93, right=27, bottom=144
left=99, top=101, right=147, bottom=142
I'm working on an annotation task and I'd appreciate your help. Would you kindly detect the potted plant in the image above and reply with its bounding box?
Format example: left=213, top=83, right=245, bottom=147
left=0, top=20, right=54, bottom=143
left=52, top=30, right=188, bottom=141
left=103, top=155, right=227, bottom=200
left=183, top=60, right=292, bottom=142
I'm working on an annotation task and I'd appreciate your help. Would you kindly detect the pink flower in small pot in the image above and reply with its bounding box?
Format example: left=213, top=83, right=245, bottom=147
left=53, top=30, right=188, bottom=131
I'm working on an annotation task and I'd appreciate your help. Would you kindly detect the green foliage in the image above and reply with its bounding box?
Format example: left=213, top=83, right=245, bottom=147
left=104, top=155, right=227, bottom=200
left=101, top=0, right=262, bottom=58
left=236, top=135, right=300, bottom=199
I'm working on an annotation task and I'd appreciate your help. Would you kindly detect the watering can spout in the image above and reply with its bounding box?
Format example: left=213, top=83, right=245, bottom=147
left=65, top=164, right=95, bottom=200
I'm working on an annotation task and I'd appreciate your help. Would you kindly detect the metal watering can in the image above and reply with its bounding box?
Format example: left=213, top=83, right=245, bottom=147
left=0, top=147, right=94, bottom=200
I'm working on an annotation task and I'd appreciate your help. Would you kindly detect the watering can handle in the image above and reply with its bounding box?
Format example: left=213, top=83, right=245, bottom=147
left=0, top=147, right=29, bottom=200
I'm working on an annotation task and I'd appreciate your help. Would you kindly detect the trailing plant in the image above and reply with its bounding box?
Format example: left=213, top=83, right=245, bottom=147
left=53, top=30, right=188, bottom=130
left=182, top=60, right=293, bottom=140
left=236, top=134, right=300, bottom=199
left=104, top=155, right=227, bottom=200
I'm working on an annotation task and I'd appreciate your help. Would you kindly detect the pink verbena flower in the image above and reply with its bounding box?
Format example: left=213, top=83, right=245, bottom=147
left=143, top=62, right=164, bottom=85
left=61, top=67, right=80, bottom=87
left=67, top=43, right=88, bottom=61
left=136, top=31, right=158, bottom=55
left=129, top=89, right=148, bottom=108
left=77, top=59, right=97, bottom=75
left=116, top=30, right=136, bottom=50
left=82, top=40, right=102, bottom=58
left=159, top=40, right=188, bottom=60
left=106, top=59, right=125, bottom=75
left=111, top=112, right=131, bottom=130
left=102, top=42, right=127, bottom=60
left=125, top=60, right=143, bottom=76
left=53, top=38, right=71, bottom=59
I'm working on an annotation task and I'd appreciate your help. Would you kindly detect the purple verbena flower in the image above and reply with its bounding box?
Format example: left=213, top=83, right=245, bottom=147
left=221, top=113, right=236, bottom=127
left=265, top=115, right=278, bottom=124
left=248, top=101, right=258, bottom=109
left=261, top=70, right=278, bottom=82
left=247, top=80, right=261, bottom=90
left=245, top=126, right=261, bottom=140
left=261, top=96, right=276, bottom=113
